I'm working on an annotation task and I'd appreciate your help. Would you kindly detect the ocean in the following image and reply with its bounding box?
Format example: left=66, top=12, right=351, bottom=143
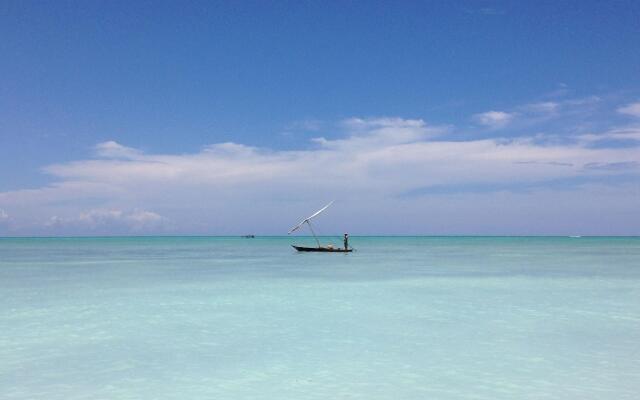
left=1, top=236, right=639, bottom=399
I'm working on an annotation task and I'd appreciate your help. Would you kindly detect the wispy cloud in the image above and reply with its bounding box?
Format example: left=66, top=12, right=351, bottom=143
left=583, top=161, right=640, bottom=171
left=403, top=174, right=640, bottom=196
left=618, top=101, right=640, bottom=117
left=46, top=209, right=166, bottom=234
left=542, top=83, right=571, bottom=99
left=462, top=7, right=505, bottom=16
left=0, top=208, right=12, bottom=234
left=517, top=95, right=601, bottom=118
left=95, top=141, right=143, bottom=159
left=577, top=126, right=640, bottom=144
left=0, top=90, right=640, bottom=238
left=522, top=101, right=560, bottom=114
left=470, top=95, right=603, bottom=134
left=284, top=119, right=324, bottom=132
left=448, top=93, right=610, bottom=149
left=2, top=96, right=639, bottom=235
left=473, top=111, right=516, bottom=128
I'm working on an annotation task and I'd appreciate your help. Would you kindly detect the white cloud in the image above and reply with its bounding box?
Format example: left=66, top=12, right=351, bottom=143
left=523, top=101, right=560, bottom=114
left=1, top=116, right=639, bottom=235
left=284, top=119, right=323, bottom=132
left=473, top=111, right=516, bottom=128
left=577, top=126, right=640, bottom=143
left=95, top=141, right=143, bottom=159
left=489, top=96, right=603, bottom=128
left=563, top=95, right=601, bottom=106
left=618, top=102, right=640, bottom=117
left=315, top=117, right=446, bottom=150
left=0, top=209, right=8, bottom=230
left=46, top=209, right=166, bottom=233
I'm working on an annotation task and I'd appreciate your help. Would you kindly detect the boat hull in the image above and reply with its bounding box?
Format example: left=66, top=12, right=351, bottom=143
left=292, top=245, right=352, bottom=253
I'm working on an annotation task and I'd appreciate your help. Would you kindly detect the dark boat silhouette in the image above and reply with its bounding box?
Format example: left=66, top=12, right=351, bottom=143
left=288, top=201, right=352, bottom=253
left=291, top=245, right=352, bottom=253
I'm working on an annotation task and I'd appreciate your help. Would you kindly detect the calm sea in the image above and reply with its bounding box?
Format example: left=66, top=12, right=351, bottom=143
left=1, top=236, right=639, bottom=399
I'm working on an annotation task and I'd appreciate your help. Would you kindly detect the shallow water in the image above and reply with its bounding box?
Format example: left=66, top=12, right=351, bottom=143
left=1, top=237, right=639, bottom=399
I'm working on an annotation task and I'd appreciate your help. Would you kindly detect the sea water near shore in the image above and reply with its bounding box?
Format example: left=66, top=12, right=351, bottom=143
left=1, top=236, right=639, bottom=399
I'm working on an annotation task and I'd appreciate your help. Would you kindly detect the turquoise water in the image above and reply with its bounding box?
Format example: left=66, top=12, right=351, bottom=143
left=1, top=236, right=639, bottom=399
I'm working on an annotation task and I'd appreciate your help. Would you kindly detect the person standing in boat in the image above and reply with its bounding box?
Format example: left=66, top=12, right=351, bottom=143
left=343, top=233, right=349, bottom=250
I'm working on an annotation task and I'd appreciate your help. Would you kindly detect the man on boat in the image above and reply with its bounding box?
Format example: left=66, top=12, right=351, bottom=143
left=343, top=233, right=349, bottom=250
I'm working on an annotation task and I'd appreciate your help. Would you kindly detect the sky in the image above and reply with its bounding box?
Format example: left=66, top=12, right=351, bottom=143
left=1, top=0, right=639, bottom=236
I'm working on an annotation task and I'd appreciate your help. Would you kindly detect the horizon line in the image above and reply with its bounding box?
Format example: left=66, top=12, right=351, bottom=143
left=1, top=235, right=639, bottom=239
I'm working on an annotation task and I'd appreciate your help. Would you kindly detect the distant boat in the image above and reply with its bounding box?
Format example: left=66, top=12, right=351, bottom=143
left=288, top=201, right=352, bottom=253
left=241, top=235, right=256, bottom=238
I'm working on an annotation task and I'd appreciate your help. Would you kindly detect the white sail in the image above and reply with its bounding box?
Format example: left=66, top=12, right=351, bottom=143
left=288, top=201, right=334, bottom=234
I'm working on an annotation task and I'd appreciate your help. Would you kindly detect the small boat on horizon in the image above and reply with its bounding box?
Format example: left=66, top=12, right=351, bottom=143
left=288, top=201, right=352, bottom=253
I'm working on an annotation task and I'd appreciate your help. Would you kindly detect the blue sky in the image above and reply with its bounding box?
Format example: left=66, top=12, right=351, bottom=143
left=1, top=1, right=639, bottom=235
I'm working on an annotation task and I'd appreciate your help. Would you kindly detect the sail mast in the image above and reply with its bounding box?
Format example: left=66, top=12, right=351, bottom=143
left=305, top=220, right=321, bottom=247
left=288, top=201, right=334, bottom=234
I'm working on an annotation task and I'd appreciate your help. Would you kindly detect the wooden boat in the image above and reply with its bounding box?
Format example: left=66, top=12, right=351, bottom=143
left=288, top=201, right=352, bottom=253
left=292, top=245, right=352, bottom=253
